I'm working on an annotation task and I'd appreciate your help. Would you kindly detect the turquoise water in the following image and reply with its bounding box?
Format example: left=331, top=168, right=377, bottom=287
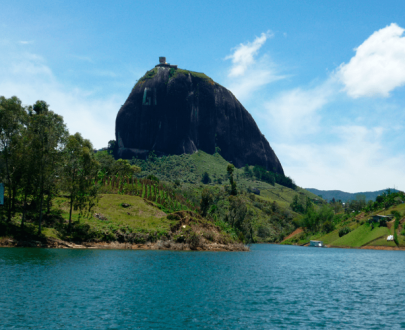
left=1, top=244, right=404, bottom=329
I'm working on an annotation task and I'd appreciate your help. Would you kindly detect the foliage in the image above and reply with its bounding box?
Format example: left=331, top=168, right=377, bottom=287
left=301, top=205, right=335, bottom=232
left=61, top=133, right=100, bottom=231
left=138, top=68, right=157, bottom=82
left=226, top=196, right=247, bottom=231
left=251, top=165, right=296, bottom=189
left=201, top=171, right=211, bottom=184
left=200, top=188, right=213, bottom=217
left=339, top=226, right=351, bottom=237
left=147, top=174, right=159, bottom=182
left=290, top=195, right=305, bottom=213
left=227, top=164, right=237, bottom=196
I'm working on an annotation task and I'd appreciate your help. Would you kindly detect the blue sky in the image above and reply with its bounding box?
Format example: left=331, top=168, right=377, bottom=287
left=1, top=0, right=405, bottom=192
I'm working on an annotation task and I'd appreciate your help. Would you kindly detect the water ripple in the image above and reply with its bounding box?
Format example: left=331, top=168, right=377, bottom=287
left=1, top=245, right=405, bottom=329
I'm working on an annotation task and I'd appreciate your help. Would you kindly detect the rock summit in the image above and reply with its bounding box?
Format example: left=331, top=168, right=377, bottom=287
left=115, top=58, right=284, bottom=174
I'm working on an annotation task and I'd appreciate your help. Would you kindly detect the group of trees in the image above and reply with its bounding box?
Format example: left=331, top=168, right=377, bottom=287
left=290, top=195, right=312, bottom=214
left=290, top=193, right=337, bottom=233
left=244, top=164, right=296, bottom=189
left=0, top=96, right=138, bottom=234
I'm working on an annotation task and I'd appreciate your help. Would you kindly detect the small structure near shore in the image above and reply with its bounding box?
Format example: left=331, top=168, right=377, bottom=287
left=310, top=240, right=324, bottom=247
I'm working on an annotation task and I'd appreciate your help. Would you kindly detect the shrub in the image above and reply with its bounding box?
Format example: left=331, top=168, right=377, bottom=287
left=147, top=174, right=159, bottom=182
left=202, top=231, right=215, bottom=241
left=200, top=188, right=213, bottom=217
left=339, top=226, right=351, bottom=237
left=394, top=230, right=399, bottom=246
left=201, top=171, right=211, bottom=184
left=188, top=231, right=201, bottom=249
left=322, top=221, right=334, bottom=233
left=257, top=225, right=271, bottom=238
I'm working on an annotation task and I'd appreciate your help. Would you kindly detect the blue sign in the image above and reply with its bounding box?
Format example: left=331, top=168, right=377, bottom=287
left=0, top=183, right=3, bottom=205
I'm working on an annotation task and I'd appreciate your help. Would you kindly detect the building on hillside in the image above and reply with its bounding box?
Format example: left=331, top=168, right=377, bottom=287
left=368, top=215, right=393, bottom=226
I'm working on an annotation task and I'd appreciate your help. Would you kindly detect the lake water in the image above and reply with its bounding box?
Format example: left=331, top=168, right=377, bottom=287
left=1, top=245, right=404, bottom=329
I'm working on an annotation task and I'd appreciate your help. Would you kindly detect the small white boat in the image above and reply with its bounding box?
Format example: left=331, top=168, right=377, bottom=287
left=309, top=240, right=324, bottom=247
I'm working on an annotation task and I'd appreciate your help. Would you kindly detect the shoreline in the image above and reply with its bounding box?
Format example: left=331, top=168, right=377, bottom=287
left=281, top=242, right=405, bottom=251
left=0, top=237, right=249, bottom=252
left=327, top=244, right=405, bottom=251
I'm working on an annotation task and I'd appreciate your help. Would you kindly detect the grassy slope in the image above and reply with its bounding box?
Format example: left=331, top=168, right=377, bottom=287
left=131, top=151, right=324, bottom=242
left=1, top=194, right=175, bottom=242
left=136, top=151, right=320, bottom=208
left=329, top=223, right=390, bottom=247
left=56, top=194, right=173, bottom=234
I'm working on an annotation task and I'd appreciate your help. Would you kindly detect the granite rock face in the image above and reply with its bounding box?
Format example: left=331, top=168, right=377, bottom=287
left=115, top=66, right=284, bottom=174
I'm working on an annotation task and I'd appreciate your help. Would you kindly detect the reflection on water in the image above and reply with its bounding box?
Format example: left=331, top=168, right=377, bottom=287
left=1, top=245, right=405, bottom=329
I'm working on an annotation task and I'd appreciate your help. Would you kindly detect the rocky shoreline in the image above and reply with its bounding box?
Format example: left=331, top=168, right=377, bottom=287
left=0, top=237, right=249, bottom=252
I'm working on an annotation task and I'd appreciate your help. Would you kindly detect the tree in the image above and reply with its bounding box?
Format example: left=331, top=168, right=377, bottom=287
left=62, top=133, right=99, bottom=232
left=107, top=140, right=116, bottom=155
left=200, top=188, right=213, bottom=217
left=290, top=195, right=305, bottom=213
left=112, top=159, right=141, bottom=177
left=30, top=101, right=68, bottom=234
left=94, top=151, right=115, bottom=178
left=301, top=205, right=335, bottom=232
left=201, top=171, right=211, bottom=184
left=227, top=196, right=247, bottom=231
left=0, top=96, right=27, bottom=222
left=227, top=164, right=237, bottom=196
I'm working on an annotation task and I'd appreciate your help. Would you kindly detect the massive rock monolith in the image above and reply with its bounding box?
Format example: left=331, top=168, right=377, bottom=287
left=115, top=60, right=284, bottom=174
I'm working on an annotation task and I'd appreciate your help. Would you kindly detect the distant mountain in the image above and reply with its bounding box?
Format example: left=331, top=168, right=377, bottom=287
left=305, top=188, right=401, bottom=202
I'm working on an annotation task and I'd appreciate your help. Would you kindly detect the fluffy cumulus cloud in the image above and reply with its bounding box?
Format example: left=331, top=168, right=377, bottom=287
left=227, top=26, right=405, bottom=191
left=0, top=51, right=121, bottom=149
left=274, top=125, right=405, bottom=192
left=224, top=32, right=285, bottom=101
left=338, top=23, right=405, bottom=98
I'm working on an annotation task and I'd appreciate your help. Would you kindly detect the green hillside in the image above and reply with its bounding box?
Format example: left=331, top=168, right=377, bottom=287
left=282, top=192, right=405, bottom=249
left=131, top=150, right=320, bottom=208
left=129, top=150, right=323, bottom=241
left=0, top=148, right=324, bottom=246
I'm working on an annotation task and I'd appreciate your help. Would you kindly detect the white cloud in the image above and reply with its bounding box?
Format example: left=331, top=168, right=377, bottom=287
left=224, top=32, right=285, bottom=101
left=275, top=125, right=405, bottom=192
left=263, top=80, right=335, bottom=140
left=245, top=24, right=405, bottom=191
left=225, top=31, right=273, bottom=77
left=0, top=52, right=121, bottom=149
left=338, top=23, right=405, bottom=98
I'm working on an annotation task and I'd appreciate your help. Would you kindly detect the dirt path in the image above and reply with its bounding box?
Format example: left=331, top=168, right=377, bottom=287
left=282, top=228, right=303, bottom=242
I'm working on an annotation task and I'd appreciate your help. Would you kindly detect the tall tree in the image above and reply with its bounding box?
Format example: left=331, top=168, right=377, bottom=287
left=227, top=164, right=237, bottom=196
left=30, top=101, right=68, bottom=234
left=62, top=133, right=99, bottom=232
left=0, top=96, right=27, bottom=222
